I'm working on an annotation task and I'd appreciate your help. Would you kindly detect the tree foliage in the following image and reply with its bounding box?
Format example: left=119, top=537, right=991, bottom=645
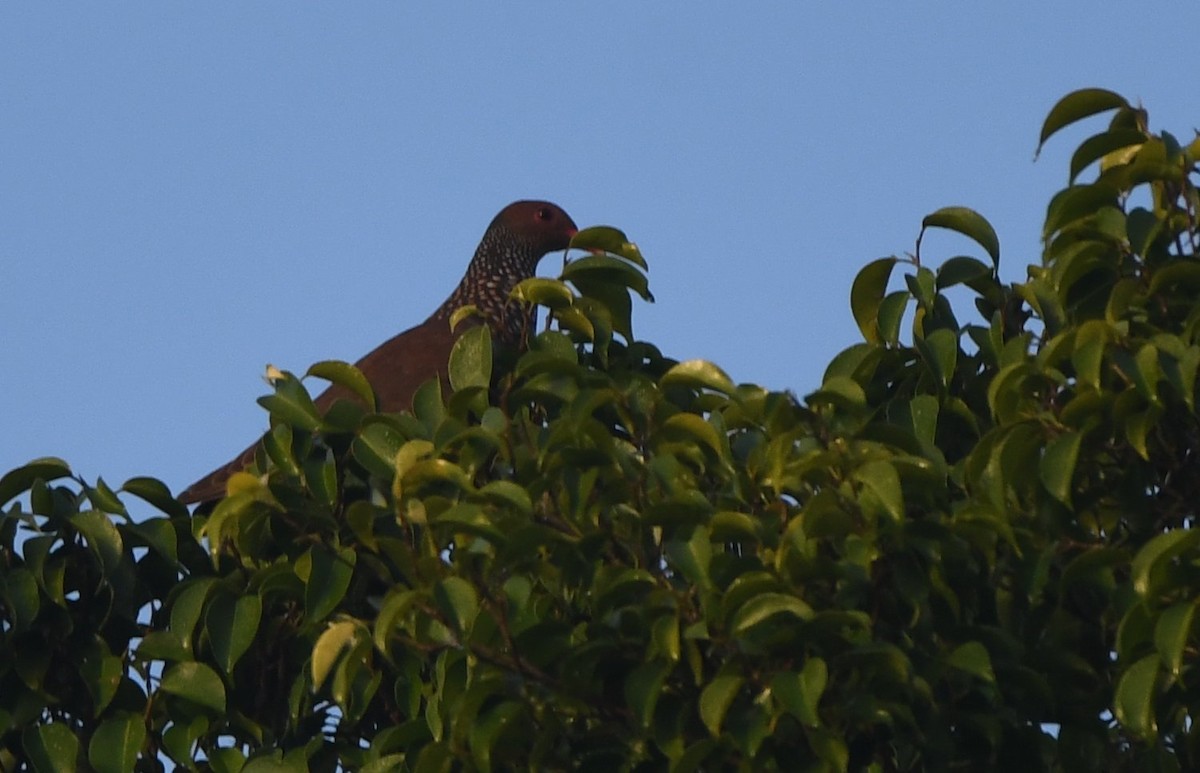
left=3, top=89, right=1200, bottom=771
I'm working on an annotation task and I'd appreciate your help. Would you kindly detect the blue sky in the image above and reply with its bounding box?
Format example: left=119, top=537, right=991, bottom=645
left=3, top=4, right=1196, bottom=499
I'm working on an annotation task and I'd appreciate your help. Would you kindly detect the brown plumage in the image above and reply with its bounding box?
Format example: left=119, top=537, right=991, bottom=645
left=178, top=200, right=578, bottom=505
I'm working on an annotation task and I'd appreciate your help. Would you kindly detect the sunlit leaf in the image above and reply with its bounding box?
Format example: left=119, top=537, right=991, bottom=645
left=1114, top=654, right=1159, bottom=740
left=308, top=359, right=376, bottom=411
left=699, top=672, right=743, bottom=736
left=449, top=325, right=492, bottom=392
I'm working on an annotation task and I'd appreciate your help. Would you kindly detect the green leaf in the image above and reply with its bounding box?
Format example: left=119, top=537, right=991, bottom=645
left=135, top=631, right=191, bottom=662
left=206, top=593, right=263, bottom=674
left=731, top=593, right=813, bottom=637
left=1114, top=654, right=1159, bottom=740
left=1069, top=129, right=1146, bottom=182
left=80, top=640, right=122, bottom=716
left=662, top=413, right=726, bottom=461
left=256, top=369, right=323, bottom=431
left=1071, top=320, right=1110, bottom=392
left=935, top=255, right=993, bottom=290
left=562, top=253, right=653, bottom=301
left=1131, top=529, right=1200, bottom=600
left=625, top=659, right=672, bottom=730
left=303, top=546, right=357, bottom=622
left=1154, top=601, right=1196, bottom=679
left=852, top=460, right=905, bottom=523
left=475, top=480, right=533, bottom=516
left=449, top=325, right=493, bottom=392
left=352, top=418, right=410, bottom=479
left=807, top=375, right=867, bottom=412
left=699, top=671, right=744, bottom=736
left=850, top=257, right=897, bottom=344
left=23, top=722, right=80, bottom=773
left=660, top=359, right=736, bottom=395
left=308, top=359, right=376, bottom=411
left=87, top=477, right=128, bottom=517
left=1038, top=88, right=1130, bottom=149
left=434, top=577, right=479, bottom=638
left=1043, top=183, right=1119, bottom=239
left=877, top=290, right=910, bottom=345
left=665, top=524, right=713, bottom=590
left=87, top=714, right=146, bottom=773
left=1039, top=430, right=1083, bottom=507
left=0, top=457, right=71, bottom=507
left=122, top=476, right=189, bottom=518
left=312, top=619, right=359, bottom=690
left=511, top=276, right=576, bottom=309
left=469, top=700, right=524, bottom=773
left=128, top=517, right=180, bottom=565
left=922, top=207, right=1000, bottom=269
left=771, top=658, right=827, bottom=727
left=2, top=568, right=39, bottom=632
left=160, top=662, right=226, bottom=713
left=914, top=327, right=958, bottom=390
left=70, top=511, right=124, bottom=575
left=946, top=641, right=996, bottom=683
left=907, top=394, right=940, bottom=448
left=570, top=225, right=648, bottom=269
left=170, top=578, right=217, bottom=651
left=905, top=265, right=935, bottom=312
left=209, top=748, right=248, bottom=773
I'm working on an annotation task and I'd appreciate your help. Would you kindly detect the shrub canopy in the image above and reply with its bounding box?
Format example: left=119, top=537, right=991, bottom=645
left=3, top=89, right=1200, bottom=771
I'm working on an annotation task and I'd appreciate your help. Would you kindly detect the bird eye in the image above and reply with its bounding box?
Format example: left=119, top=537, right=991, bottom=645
left=536, top=207, right=553, bottom=221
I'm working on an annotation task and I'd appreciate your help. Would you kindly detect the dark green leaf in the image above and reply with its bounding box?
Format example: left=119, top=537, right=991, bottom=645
left=936, top=255, right=994, bottom=290
left=1038, top=88, right=1130, bottom=149
left=122, top=476, right=189, bottom=518
left=922, top=207, right=1000, bottom=269
left=303, top=546, right=357, bottom=622
left=23, top=723, right=80, bottom=773
left=160, top=662, right=226, bottom=713
left=1040, top=430, right=1082, bottom=507
left=434, top=577, right=479, bottom=638
left=1069, top=128, right=1146, bottom=182
left=850, top=257, right=897, bottom=344
left=87, top=714, right=146, bottom=773
left=0, top=457, right=72, bottom=507
left=625, top=659, right=672, bottom=730
left=945, top=641, right=996, bottom=683
left=206, top=592, right=263, bottom=674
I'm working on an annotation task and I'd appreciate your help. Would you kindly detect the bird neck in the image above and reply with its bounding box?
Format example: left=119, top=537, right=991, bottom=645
left=428, top=234, right=539, bottom=344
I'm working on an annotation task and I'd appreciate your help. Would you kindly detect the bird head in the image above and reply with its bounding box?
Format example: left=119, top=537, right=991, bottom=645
left=493, top=200, right=578, bottom=258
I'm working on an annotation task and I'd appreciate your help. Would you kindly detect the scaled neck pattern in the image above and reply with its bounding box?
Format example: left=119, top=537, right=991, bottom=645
left=428, top=224, right=541, bottom=346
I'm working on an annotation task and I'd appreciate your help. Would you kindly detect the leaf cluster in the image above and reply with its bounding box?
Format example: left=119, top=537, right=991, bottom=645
left=3, top=89, right=1200, bottom=771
